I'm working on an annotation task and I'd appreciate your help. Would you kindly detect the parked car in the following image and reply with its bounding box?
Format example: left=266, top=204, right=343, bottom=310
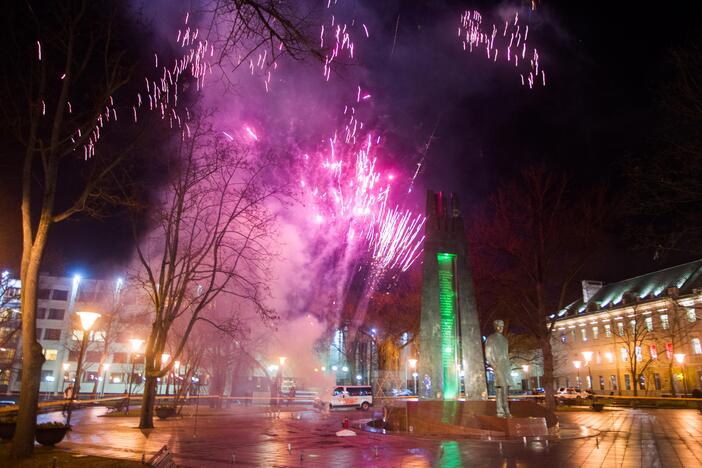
left=390, top=388, right=414, bottom=397
left=329, top=385, right=373, bottom=410
left=556, top=387, right=591, bottom=402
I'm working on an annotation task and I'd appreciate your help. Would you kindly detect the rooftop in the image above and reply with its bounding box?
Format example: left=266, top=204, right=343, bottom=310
left=555, top=258, right=702, bottom=320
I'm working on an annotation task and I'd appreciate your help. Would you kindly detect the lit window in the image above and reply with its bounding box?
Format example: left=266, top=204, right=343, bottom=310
left=687, top=308, right=697, bottom=323
left=624, top=374, right=631, bottom=390
left=42, top=349, right=58, bottom=361
left=620, top=347, right=628, bottom=362
left=580, top=328, right=588, bottom=342
left=592, top=326, right=599, bottom=340
left=660, top=314, right=669, bottom=330
left=644, top=317, right=653, bottom=331
left=617, top=322, right=625, bottom=336
left=649, top=344, right=658, bottom=360
left=692, top=338, right=702, bottom=355
left=665, top=342, right=674, bottom=360
left=629, top=320, right=636, bottom=334
left=604, top=324, right=612, bottom=337
left=635, top=346, right=643, bottom=361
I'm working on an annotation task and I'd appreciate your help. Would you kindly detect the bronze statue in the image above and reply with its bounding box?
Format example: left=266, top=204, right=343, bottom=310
left=485, top=319, right=511, bottom=418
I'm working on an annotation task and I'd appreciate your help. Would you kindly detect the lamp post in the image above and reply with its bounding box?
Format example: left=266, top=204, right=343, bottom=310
left=126, top=338, right=144, bottom=413
left=674, top=353, right=687, bottom=396
left=522, top=364, right=530, bottom=392
left=101, top=363, right=110, bottom=397
left=161, top=353, right=171, bottom=396
left=581, top=351, right=594, bottom=391
left=67, top=311, right=101, bottom=426
left=173, top=360, right=181, bottom=397
left=573, top=360, right=582, bottom=389
left=408, top=359, right=418, bottom=395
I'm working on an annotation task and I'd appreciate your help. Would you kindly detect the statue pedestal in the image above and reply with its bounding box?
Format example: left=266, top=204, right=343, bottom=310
left=397, top=400, right=556, bottom=438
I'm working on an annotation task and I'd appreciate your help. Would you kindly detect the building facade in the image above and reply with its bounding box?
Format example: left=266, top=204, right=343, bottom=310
left=551, top=260, right=702, bottom=396
left=2, top=273, right=163, bottom=396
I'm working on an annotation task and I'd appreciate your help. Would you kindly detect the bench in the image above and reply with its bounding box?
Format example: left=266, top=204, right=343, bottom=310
left=146, top=445, right=175, bottom=468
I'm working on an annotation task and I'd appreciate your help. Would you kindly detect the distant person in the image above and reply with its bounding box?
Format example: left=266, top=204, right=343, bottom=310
left=62, top=384, right=74, bottom=415
left=288, top=384, right=297, bottom=406
left=423, top=374, right=432, bottom=398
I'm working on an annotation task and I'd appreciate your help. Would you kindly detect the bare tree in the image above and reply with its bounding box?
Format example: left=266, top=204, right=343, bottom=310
left=0, top=1, right=141, bottom=455
left=470, top=166, right=608, bottom=411
left=652, top=299, right=698, bottom=396
left=0, top=273, right=22, bottom=388
left=613, top=309, right=656, bottom=396
left=132, top=121, right=276, bottom=428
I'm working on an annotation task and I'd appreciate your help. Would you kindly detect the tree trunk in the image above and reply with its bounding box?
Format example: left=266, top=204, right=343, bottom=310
left=669, top=363, right=676, bottom=397
left=11, top=245, right=47, bottom=457
left=139, top=374, right=157, bottom=428
left=541, top=337, right=556, bottom=412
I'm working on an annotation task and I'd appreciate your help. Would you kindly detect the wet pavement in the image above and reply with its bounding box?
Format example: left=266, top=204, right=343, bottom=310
left=41, top=406, right=702, bottom=467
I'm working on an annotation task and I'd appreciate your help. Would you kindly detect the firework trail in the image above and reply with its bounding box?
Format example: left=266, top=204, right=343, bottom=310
left=458, top=9, right=546, bottom=89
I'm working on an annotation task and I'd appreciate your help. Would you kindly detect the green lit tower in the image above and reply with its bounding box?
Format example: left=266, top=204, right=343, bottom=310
left=419, top=191, right=486, bottom=400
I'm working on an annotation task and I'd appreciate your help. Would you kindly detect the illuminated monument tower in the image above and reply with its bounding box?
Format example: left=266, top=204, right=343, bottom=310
left=419, top=191, right=486, bottom=400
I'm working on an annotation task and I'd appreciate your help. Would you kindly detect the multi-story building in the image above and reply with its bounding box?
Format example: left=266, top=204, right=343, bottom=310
left=4, top=273, right=154, bottom=396
left=551, top=260, right=702, bottom=396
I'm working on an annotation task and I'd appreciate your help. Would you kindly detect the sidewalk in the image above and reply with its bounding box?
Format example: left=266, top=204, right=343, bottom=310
left=48, top=406, right=702, bottom=467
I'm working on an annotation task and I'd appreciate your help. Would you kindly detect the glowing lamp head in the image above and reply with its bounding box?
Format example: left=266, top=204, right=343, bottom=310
left=355, top=375, right=362, bottom=381
left=174, top=360, right=181, bottom=370
left=76, top=311, right=100, bottom=331
left=161, top=353, right=171, bottom=365
left=573, top=360, right=582, bottom=370
left=581, top=351, right=593, bottom=363
left=331, top=365, right=338, bottom=372
left=73, top=274, right=81, bottom=287
left=341, top=366, right=349, bottom=372
left=674, top=353, right=685, bottom=364
left=321, top=366, right=326, bottom=372
left=408, top=358, right=418, bottom=369
left=522, top=364, right=529, bottom=372
left=62, top=363, right=70, bottom=371
left=129, top=338, right=144, bottom=352
left=279, top=356, right=287, bottom=366
left=102, top=363, right=110, bottom=370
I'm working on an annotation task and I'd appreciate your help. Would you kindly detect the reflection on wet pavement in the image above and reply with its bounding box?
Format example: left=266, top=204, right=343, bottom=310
left=48, top=406, right=702, bottom=467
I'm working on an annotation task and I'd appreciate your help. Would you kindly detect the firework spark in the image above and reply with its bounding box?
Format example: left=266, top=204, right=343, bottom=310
left=458, top=9, right=546, bottom=88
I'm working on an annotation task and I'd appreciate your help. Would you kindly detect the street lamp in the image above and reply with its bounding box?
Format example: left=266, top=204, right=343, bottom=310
left=173, top=360, right=181, bottom=396
left=674, top=353, right=687, bottom=396
left=522, top=364, right=530, bottom=392
left=161, top=353, right=171, bottom=396
left=279, top=356, right=287, bottom=366
left=408, top=359, right=418, bottom=395
left=573, top=360, right=582, bottom=389
left=581, top=351, right=594, bottom=391
left=101, top=363, right=110, bottom=397
left=126, top=338, right=144, bottom=413
left=67, top=311, right=101, bottom=425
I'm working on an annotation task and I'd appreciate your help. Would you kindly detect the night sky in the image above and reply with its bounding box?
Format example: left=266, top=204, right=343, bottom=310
left=2, top=0, right=702, bottom=285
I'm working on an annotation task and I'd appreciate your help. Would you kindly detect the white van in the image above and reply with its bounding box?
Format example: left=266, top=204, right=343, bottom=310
left=329, top=385, right=373, bottom=410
